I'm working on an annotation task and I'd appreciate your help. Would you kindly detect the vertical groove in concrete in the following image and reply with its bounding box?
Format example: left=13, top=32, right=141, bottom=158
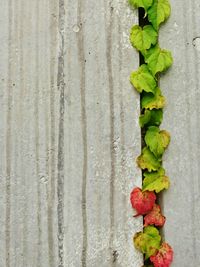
left=76, top=1, right=88, bottom=266
left=57, top=0, right=65, bottom=266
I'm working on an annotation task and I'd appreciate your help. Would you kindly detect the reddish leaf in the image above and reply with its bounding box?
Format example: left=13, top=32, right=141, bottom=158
left=130, top=187, right=156, bottom=216
left=150, top=242, right=174, bottom=267
left=144, top=204, right=166, bottom=227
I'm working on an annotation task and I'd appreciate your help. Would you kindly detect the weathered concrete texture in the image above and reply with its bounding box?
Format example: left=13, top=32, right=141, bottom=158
left=161, top=0, right=200, bottom=266
left=0, top=0, right=60, bottom=267
left=63, top=0, right=143, bottom=266
left=0, top=0, right=143, bottom=266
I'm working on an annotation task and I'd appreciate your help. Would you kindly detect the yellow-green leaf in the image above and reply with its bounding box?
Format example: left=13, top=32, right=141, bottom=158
left=130, top=65, right=157, bottom=94
left=145, top=126, right=170, bottom=158
left=130, top=25, right=158, bottom=53
left=129, top=0, right=153, bottom=11
left=137, top=147, right=161, bottom=172
left=142, top=87, right=166, bottom=110
left=147, top=0, right=171, bottom=30
left=139, top=109, right=163, bottom=128
left=143, top=168, right=170, bottom=193
left=144, top=45, right=173, bottom=76
left=134, top=226, right=161, bottom=259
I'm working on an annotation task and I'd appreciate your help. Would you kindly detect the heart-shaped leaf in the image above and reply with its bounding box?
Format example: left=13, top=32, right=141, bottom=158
left=130, top=25, right=158, bottom=53
left=150, top=242, right=174, bottom=267
left=147, top=0, right=171, bottom=30
left=144, top=45, right=173, bottom=76
left=129, top=0, right=153, bottom=11
left=134, top=226, right=161, bottom=259
left=142, top=87, right=166, bottom=110
left=144, top=204, right=166, bottom=227
left=130, top=187, right=156, bottom=216
left=130, top=64, right=157, bottom=94
left=137, top=147, right=161, bottom=172
left=143, top=167, right=170, bottom=193
left=145, top=126, right=170, bottom=158
left=140, top=109, right=163, bottom=128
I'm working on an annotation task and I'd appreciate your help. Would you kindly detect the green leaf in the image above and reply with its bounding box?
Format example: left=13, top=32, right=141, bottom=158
left=137, top=147, right=161, bottom=172
left=144, top=45, right=173, bottom=76
left=134, top=226, right=161, bottom=259
left=129, top=0, right=153, bottom=11
left=147, top=0, right=171, bottom=30
left=142, top=87, right=165, bottom=110
left=130, top=25, right=158, bottom=53
left=139, top=109, right=163, bottom=128
left=143, top=168, right=170, bottom=193
left=130, top=65, right=157, bottom=94
left=145, top=126, right=170, bottom=158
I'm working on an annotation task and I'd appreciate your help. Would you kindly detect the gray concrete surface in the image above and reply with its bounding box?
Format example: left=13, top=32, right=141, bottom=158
left=1, top=0, right=200, bottom=266
left=160, top=0, right=200, bottom=266
left=0, top=0, right=143, bottom=266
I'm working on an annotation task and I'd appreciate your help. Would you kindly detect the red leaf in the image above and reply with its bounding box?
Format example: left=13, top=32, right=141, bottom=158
left=144, top=204, right=166, bottom=227
left=130, top=187, right=156, bottom=216
left=150, top=242, right=174, bottom=267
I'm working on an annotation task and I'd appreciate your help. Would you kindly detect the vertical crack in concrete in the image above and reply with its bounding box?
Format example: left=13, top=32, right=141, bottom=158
left=76, top=1, right=88, bottom=266
left=57, top=0, right=65, bottom=266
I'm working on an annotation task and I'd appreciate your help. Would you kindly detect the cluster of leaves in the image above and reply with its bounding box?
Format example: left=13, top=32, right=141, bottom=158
left=128, top=0, right=174, bottom=266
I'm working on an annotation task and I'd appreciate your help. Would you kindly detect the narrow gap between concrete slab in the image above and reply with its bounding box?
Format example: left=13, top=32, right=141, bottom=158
left=138, top=7, right=165, bottom=264
left=138, top=7, right=150, bottom=265
left=138, top=7, right=149, bottom=149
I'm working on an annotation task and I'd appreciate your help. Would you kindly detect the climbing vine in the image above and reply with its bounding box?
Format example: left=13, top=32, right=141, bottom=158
left=129, top=0, right=174, bottom=266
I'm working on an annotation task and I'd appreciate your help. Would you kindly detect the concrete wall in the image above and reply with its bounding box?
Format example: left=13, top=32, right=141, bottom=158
left=0, top=0, right=200, bottom=266
left=0, top=0, right=142, bottom=266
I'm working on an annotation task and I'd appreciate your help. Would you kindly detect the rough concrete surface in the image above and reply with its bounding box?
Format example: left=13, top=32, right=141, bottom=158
left=1, top=0, right=199, bottom=266
left=160, top=0, right=200, bottom=266
left=0, top=0, right=143, bottom=266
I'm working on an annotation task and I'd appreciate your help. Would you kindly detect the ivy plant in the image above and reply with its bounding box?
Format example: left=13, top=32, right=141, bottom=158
left=129, top=0, right=174, bottom=266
